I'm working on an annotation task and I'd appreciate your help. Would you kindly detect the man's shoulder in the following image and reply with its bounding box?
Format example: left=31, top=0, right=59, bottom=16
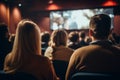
left=73, top=45, right=98, bottom=56
left=76, top=45, right=99, bottom=52
left=73, top=44, right=120, bottom=58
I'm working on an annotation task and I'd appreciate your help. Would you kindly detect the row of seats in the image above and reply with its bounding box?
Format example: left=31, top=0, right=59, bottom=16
left=52, top=60, right=68, bottom=80
left=52, top=60, right=120, bottom=80
left=71, top=72, right=120, bottom=80
left=0, top=70, right=37, bottom=80
left=1, top=61, right=120, bottom=80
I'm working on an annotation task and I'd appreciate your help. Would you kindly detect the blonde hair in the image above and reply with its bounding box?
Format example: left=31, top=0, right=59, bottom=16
left=8, top=19, right=41, bottom=71
left=50, top=29, right=68, bottom=47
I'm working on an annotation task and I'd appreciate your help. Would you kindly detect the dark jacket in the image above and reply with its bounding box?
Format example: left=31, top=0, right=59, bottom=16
left=66, top=40, right=120, bottom=80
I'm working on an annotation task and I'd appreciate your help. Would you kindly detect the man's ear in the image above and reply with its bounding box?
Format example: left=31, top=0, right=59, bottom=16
left=89, top=29, right=94, bottom=37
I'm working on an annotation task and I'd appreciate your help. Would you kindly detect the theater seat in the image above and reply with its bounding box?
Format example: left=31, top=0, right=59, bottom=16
left=52, top=60, right=68, bottom=80
left=0, top=70, right=37, bottom=80
left=71, top=72, right=120, bottom=80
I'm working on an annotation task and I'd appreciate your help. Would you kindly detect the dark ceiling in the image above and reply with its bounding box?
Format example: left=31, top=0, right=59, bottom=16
left=1, top=0, right=120, bottom=11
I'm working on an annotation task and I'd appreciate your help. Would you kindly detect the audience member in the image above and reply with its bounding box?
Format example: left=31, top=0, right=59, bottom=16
left=68, top=31, right=80, bottom=50
left=78, top=31, right=88, bottom=47
left=0, top=23, right=12, bottom=70
left=44, top=29, right=74, bottom=80
left=66, top=14, right=120, bottom=80
left=4, top=19, right=58, bottom=80
left=41, top=31, right=50, bottom=55
left=44, top=29, right=74, bottom=61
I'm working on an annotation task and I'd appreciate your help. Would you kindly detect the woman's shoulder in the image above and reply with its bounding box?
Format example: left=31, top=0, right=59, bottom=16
left=63, top=46, right=74, bottom=52
left=55, top=46, right=74, bottom=55
left=34, top=55, right=49, bottom=61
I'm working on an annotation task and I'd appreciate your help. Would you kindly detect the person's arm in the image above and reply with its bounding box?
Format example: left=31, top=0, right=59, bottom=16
left=44, top=47, right=53, bottom=60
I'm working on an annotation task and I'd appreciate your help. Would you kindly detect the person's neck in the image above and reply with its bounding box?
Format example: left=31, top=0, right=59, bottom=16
left=92, top=38, right=108, bottom=42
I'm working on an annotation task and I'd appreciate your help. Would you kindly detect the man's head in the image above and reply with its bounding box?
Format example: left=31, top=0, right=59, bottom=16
left=89, top=14, right=111, bottom=40
left=79, top=31, right=86, bottom=40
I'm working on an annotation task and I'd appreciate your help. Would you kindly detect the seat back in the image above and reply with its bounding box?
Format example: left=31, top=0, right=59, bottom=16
left=0, top=70, right=37, bottom=80
left=71, top=72, right=120, bottom=80
left=52, top=60, right=68, bottom=80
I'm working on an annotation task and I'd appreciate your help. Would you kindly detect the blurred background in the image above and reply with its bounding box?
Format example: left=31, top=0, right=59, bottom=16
left=0, top=0, right=120, bottom=35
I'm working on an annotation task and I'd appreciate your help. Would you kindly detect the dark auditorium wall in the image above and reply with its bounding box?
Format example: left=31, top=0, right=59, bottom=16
left=0, top=3, right=9, bottom=26
left=113, top=6, right=120, bottom=36
left=20, top=10, right=51, bottom=32
left=9, top=7, right=21, bottom=33
left=0, top=3, right=21, bottom=34
left=0, top=0, right=120, bottom=34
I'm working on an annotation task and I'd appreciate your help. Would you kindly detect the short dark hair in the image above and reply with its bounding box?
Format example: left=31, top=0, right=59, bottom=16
left=41, top=31, right=50, bottom=43
left=89, top=14, right=111, bottom=39
left=68, top=31, right=79, bottom=42
left=79, top=31, right=86, bottom=39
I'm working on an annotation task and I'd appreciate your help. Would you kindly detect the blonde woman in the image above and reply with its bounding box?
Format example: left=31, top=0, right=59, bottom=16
left=44, top=29, right=74, bottom=80
left=45, top=29, right=74, bottom=61
left=4, top=19, right=58, bottom=80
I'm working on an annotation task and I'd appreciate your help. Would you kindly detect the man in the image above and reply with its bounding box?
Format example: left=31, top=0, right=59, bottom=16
left=65, top=14, right=120, bottom=80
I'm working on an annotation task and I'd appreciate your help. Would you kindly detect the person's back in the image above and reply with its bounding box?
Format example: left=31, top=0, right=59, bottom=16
left=52, top=46, right=74, bottom=62
left=66, top=14, right=120, bottom=80
left=4, top=19, right=58, bottom=80
left=45, top=29, right=74, bottom=80
left=5, top=53, right=57, bottom=80
left=70, top=42, right=120, bottom=71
